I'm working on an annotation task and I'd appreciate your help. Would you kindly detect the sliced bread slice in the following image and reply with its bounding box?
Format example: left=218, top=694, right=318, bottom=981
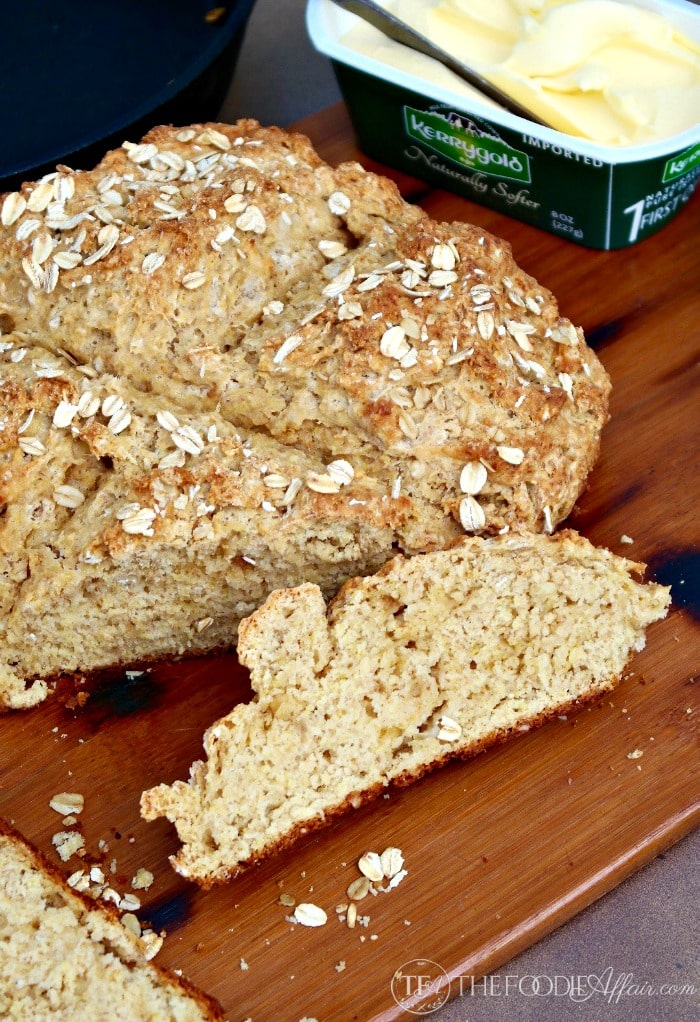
left=141, top=531, right=670, bottom=885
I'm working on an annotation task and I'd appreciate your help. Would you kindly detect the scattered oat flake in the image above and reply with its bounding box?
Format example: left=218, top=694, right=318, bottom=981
left=497, top=445, right=525, bottom=465
left=121, top=913, right=141, bottom=937
left=156, top=409, right=180, bottom=432
left=173, top=426, right=204, bottom=455
left=236, top=204, right=266, bottom=233
left=52, top=400, right=79, bottom=429
left=357, top=852, right=383, bottom=883
left=119, top=893, right=141, bottom=912
left=142, top=252, right=165, bottom=275
left=318, top=239, right=347, bottom=259
left=428, top=269, right=458, bottom=287
left=306, top=471, right=341, bottom=494
left=264, top=473, right=289, bottom=489
left=125, top=142, right=158, bottom=164
left=27, top=180, right=54, bottom=212
left=1, top=192, right=26, bottom=226
left=322, top=263, right=355, bottom=298
left=543, top=505, right=554, bottom=534
left=77, top=391, right=100, bottom=417
left=346, top=876, right=371, bottom=901
left=380, top=847, right=404, bottom=879
left=182, top=271, right=207, bottom=290
left=53, top=485, right=85, bottom=509
left=326, top=459, right=354, bottom=486
left=108, top=407, right=132, bottom=435
left=101, top=394, right=125, bottom=417
left=223, top=193, right=247, bottom=214
left=273, top=333, right=303, bottom=364
left=19, top=436, right=46, bottom=456
left=430, top=242, right=457, bottom=271
left=388, top=869, right=408, bottom=890
left=140, top=929, right=164, bottom=960
left=121, top=507, right=157, bottom=536
left=293, top=903, right=327, bottom=927
left=380, top=325, right=410, bottom=361
left=49, top=792, right=84, bottom=815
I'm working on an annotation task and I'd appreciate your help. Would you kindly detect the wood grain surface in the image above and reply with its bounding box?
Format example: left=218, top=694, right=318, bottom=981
left=0, top=103, right=698, bottom=1021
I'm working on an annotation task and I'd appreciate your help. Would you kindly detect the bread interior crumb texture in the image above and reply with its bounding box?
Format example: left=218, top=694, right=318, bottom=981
left=141, top=531, right=669, bottom=884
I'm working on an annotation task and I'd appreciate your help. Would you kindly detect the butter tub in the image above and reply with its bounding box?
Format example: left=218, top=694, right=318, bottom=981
left=307, top=0, right=700, bottom=249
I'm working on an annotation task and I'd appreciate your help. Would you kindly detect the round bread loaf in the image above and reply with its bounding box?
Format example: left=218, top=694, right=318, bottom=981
left=0, top=121, right=611, bottom=708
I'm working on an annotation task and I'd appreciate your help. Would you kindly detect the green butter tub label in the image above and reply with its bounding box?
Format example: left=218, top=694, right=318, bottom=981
left=404, top=106, right=531, bottom=183
left=331, top=63, right=700, bottom=249
left=662, top=143, right=700, bottom=183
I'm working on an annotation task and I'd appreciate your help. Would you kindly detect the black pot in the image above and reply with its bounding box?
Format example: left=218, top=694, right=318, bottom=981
left=0, top=0, right=258, bottom=192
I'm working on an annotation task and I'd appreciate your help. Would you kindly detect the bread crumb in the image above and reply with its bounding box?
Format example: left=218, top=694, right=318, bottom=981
left=51, top=831, right=85, bottom=862
left=626, top=749, right=644, bottom=759
left=335, top=961, right=346, bottom=973
left=240, top=957, right=249, bottom=971
left=131, top=867, right=154, bottom=890
left=620, top=534, right=634, bottom=544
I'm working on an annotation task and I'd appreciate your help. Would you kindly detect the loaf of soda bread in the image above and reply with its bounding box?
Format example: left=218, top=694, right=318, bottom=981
left=0, top=121, right=610, bottom=708
left=0, top=819, right=223, bottom=1020
left=140, top=531, right=670, bottom=885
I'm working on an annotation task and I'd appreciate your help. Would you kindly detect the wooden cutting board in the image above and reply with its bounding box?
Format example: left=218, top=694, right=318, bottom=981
left=0, top=103, right=698, bottom=1021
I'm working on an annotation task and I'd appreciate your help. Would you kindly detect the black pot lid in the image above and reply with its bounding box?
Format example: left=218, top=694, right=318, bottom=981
left=1, top=1, right=257, bottom=185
